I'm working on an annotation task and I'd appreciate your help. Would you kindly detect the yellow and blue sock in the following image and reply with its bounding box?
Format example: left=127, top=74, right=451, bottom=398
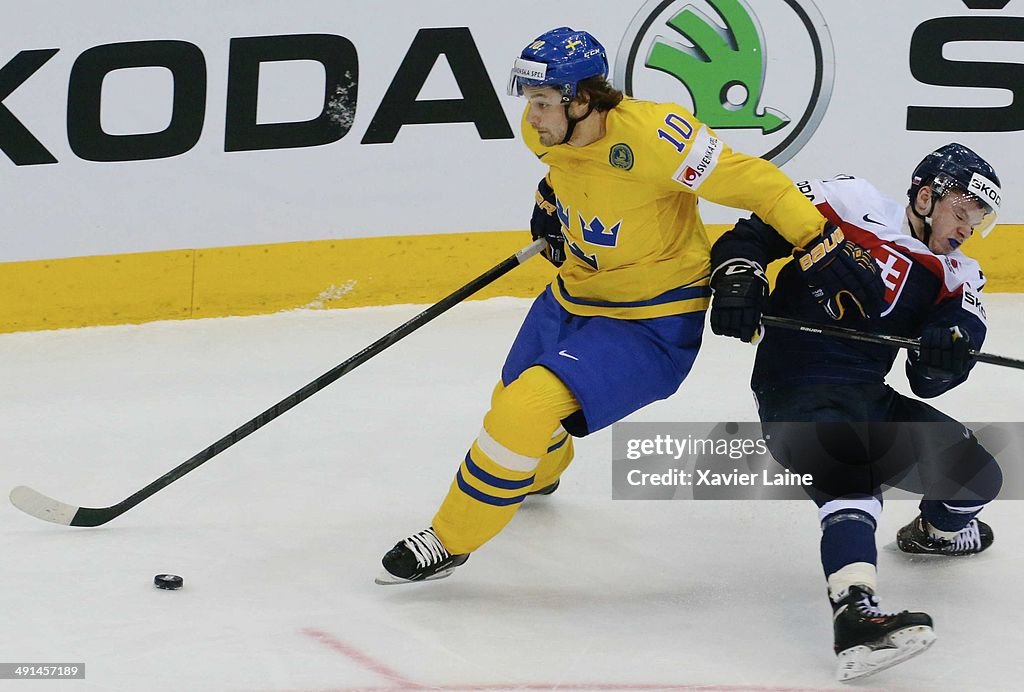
left=432, top=366, right=579, bottom=554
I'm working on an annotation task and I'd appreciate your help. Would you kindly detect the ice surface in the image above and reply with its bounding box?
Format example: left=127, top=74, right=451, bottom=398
left=2, top=296, right=1022, bottom=691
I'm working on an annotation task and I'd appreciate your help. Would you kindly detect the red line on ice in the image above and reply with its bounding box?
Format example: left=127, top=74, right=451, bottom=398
left=291, top=682, right=872, bottom=692
left=302, top=627, right=421, bottom=689
left=298, top=629, right=879, bottom=692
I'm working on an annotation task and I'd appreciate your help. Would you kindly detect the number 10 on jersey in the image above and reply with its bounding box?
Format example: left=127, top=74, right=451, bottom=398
left=658, top=113, right=694, bottom=153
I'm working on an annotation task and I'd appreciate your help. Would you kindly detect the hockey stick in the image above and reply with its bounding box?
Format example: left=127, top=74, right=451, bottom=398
left=10, top=238, right=547, bottom=527
left=762, top=315, right=1024, bottom=370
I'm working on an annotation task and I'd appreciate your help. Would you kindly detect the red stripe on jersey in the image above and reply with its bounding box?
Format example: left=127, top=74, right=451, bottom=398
left=814, top=201, right=964, bottom=305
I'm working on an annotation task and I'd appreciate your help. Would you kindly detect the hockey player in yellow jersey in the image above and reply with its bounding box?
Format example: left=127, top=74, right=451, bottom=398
left=377, top=26, right=884, bottom=584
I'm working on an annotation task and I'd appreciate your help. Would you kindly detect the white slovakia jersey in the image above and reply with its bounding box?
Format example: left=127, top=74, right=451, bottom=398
left=797, top=175, right=986, bottom=324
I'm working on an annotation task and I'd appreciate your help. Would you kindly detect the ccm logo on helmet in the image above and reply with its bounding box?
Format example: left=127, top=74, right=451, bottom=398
left=968, top=173, right=1002, bottom=211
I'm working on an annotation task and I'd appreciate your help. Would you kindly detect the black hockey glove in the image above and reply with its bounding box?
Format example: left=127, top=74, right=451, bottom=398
left=916, top=325, right=974, bottom=378
left=795, top=223, right=885, bottom=321
left=531, top=177, right=566, bottom=267
left=709, top=259, right=769, bottom=343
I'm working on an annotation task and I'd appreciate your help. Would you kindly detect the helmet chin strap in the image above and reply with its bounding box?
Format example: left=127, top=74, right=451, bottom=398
left=561, top=102, right=596, bottom=144
left=909, top=196, right=937, bottom=247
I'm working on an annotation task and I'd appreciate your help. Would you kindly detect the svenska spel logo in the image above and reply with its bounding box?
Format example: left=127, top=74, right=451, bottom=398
left=614, top=0, right=834, bottom=165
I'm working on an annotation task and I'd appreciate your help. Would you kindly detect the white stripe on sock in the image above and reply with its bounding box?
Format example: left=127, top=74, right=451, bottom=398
left=828, top=562, right=878, bottom=602
left=942, top=502, right=986, bottom=514
left=818, top=497, right=882, bottom=525
left=475, top=427, right=540, bottom=472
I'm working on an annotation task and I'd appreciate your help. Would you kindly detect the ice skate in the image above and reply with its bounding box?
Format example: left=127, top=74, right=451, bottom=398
left=527, top=479, right=560, bottom=496
left=375, top=527, right=469, bottom=585
left=832, top=585, right=935, bottom=682
left=897, top=514, right=993, bottom=556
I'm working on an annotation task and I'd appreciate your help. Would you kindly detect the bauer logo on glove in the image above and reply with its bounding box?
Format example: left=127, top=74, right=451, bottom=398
left=795, top=223, right=885, bottom=321
left=797, top=225, right=844, bottom=272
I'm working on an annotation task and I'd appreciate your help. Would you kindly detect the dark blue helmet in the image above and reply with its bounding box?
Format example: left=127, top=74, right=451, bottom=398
left=507, top=27, right=609, bottom=103
left=909, top=143, right=1002, bottom=236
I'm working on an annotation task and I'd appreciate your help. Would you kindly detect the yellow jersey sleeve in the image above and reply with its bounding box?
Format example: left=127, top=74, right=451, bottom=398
left=629, top=103, right=825, bottom=249
left=514, top=99, right=825, bottom=319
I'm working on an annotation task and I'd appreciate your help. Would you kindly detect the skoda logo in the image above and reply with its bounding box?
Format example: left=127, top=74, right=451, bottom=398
left=614, top=0, right=834, bottom=165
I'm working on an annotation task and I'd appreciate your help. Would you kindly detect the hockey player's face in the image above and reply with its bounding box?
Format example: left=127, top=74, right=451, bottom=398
left=524, top=87, right=569, bottom=146
left=927, top=191, right=987, bottom=254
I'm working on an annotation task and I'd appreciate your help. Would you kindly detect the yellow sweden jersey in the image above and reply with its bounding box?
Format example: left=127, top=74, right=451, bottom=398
left=522, top=99, right=826, bottom=319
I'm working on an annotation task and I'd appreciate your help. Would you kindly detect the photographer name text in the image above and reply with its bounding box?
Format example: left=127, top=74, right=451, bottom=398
left=626, top=468, right=813, bottom=487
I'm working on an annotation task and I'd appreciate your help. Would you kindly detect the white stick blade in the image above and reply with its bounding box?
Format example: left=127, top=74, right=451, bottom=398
left=9, top=486, right=78, bottom=525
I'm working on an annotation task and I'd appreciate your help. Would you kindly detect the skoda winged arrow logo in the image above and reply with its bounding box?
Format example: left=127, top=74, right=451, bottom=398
left=614, top=0, right=835, bottom=164
left=646, top=0, right=788, bottom=134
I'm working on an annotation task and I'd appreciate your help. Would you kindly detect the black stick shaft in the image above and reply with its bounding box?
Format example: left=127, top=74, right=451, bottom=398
left=762, top=315, right=1024, bottom=370
left=72, top=239, right=546, bottom=525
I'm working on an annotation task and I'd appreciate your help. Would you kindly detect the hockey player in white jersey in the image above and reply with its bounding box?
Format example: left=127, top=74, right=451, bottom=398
left=709, top=143, right=1004, bottom=682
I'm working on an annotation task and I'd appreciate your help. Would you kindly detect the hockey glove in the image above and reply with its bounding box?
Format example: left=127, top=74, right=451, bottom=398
left=709, top=259, right=769, bottom=343
left=531, top=177, right=566, bottom=267
left=916, top=325, right=974, bottom=378
left=795, top=223, right=885, bottom=321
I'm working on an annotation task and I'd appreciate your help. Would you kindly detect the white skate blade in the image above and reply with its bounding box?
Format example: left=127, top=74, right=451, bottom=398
left=836, top=625, right=936, bottom=682
left=374, top=565, right=458, bottom=586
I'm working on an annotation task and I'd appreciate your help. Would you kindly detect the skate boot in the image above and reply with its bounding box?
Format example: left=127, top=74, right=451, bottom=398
left=527, top=479, right=560, bottom=496
left=375, top=527, right=469, bottom=585
left=897, top=514, right=993, bottom=556
left=832, top=585, right=935, bottom=682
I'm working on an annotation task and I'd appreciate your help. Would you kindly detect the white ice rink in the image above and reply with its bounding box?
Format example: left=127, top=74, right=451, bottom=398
left=3, top=294, right=1023, bottom=691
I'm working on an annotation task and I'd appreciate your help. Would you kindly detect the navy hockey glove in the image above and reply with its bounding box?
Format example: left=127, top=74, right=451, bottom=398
left=531, top=178, right=566, bottom=267
left=795, top=223, right=885, bottom=320
left=709, top=259, right=769, bottom=343
left=916, top=325, right=974, bottom=378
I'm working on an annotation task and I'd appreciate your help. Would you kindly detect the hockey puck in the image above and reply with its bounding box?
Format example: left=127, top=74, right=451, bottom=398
left=154, top=574, right=183, bottom=590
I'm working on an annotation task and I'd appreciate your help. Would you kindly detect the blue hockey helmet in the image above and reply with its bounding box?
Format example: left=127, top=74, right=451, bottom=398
left=909, top=143, right=1002, bottom=237
left=507, top=27, right=609, bottom=103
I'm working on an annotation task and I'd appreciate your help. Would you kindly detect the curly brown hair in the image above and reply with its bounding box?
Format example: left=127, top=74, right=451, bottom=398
left=575, top=76, right=625, bottom=112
